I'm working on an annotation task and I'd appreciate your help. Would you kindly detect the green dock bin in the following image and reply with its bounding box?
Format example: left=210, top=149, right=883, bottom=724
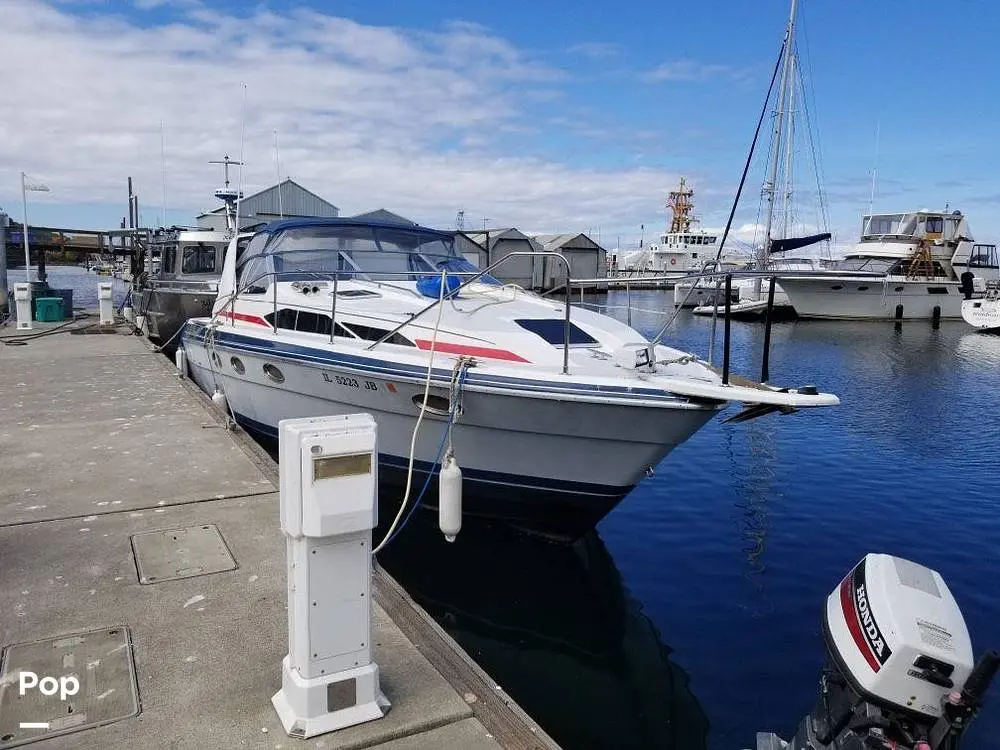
left=35, top=297, right=64, bottom=322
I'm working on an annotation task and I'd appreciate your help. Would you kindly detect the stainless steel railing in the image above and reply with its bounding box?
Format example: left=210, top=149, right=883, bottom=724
left=220, top=250, right=574, bottom=374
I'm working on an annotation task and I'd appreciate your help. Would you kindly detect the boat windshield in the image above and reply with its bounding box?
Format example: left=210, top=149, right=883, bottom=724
left=238, top=223, right=500, bottom=289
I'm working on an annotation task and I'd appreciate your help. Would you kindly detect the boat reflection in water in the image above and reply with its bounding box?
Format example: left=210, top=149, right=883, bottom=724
left=377, top=511, right=709, bottom=750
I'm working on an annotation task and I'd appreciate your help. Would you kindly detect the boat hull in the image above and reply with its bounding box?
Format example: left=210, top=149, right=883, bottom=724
left=181, top=322, right=721, bottom=536
left=961, top=297, right=1000, bottom=332
left=134, top=287, right=216, bottom=350
left=778, top=277, right=964, bottom=320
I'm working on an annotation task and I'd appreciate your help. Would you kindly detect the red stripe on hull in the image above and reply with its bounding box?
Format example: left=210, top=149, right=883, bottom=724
left=219, top=310, right=270, bottom=327
left=840, top=577, right=880, bottom=672
left=415, top=339, right=530, bottom=363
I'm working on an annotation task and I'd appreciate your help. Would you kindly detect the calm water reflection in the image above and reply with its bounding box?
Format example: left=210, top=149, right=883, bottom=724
left=383, top=290, right=1000, bottom=750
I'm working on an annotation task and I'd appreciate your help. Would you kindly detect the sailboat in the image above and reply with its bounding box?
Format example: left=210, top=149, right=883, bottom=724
left=691, top=0, right=831, bottom=320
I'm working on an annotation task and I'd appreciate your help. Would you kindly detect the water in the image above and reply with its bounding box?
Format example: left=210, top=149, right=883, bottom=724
left=380, top=289, right=1000, bottom=750
left=4, top=266, right=130, bottom=309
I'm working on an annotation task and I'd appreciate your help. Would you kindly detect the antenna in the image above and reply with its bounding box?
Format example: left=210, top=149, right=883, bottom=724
left=868, top=119, right=880, bottom=216
left=455, top=210, right=465, bottom=231
left=235, top=83, right=247, bottom=233
left=274, top=129, right=284, bottom=219
left=203, top=88, right=249, bottom=235
left=160, top=120, right=167, bottom=228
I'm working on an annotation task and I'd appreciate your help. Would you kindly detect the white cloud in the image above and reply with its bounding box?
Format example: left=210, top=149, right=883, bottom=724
left=1, top=0, right=684, bottom=235
left=645, top=59, right=749, bottom=83
left=566, top=42, right=620, bottom=59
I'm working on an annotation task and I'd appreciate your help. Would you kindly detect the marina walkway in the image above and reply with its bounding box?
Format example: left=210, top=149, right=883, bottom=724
left=0, top=322, right=557, bottom=749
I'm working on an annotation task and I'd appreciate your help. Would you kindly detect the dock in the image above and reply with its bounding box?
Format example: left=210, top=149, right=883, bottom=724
left=0, top=319, right=559, bottom=750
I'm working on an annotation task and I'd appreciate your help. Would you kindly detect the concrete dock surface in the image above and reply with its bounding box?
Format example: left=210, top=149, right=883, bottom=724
left=0, top=320, right=558, bottom=750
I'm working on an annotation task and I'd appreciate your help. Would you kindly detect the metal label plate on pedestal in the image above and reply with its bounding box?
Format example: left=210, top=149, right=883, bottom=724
left=131, top=524, right=237, bottom=584
left=0, top=627, right=139, bottom=748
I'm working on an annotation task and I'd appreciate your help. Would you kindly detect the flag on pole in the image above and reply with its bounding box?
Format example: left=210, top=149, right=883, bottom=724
left=22, top=175, right=50, bottom=192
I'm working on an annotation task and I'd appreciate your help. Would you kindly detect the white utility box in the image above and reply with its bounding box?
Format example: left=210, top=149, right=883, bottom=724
left=13, top=283, right=32, bottom=330
left=97, top=282, right=114, bottom=325
left=271, top=414, right=389, bottom=739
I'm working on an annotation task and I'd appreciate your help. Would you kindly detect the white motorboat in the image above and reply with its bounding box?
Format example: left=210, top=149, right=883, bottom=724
left=778, top=210, right=1000, bottom=320
left=181, top=218, right=839, bottom=535
left=961, top=280, right=1000, bottom=332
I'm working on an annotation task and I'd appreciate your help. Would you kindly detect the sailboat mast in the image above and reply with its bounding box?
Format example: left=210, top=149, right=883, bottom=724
left=758, top=0, right=799, bottom=278
left=780, top=54, right=797, bottom=240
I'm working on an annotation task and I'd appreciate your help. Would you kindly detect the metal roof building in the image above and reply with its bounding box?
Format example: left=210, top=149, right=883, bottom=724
left=532, top=233, right=608, bottom=291
left=197, top=179, right=339, bottom=231
left=463, top=229, right=545, bottom=289
left=351, top=208, right=417, bottom=226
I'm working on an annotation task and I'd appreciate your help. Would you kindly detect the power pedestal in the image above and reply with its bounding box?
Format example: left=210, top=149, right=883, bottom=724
left=97, top=282, right=114, bottom=325
left=14, top=283, right=32, bottom=330
left=271, top=414, right=389, bottom=739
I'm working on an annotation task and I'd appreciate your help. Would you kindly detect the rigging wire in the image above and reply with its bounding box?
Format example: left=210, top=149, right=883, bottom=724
left=650, top=38, right=787, bottom=346
left=797, top=25, right=833, bottom=255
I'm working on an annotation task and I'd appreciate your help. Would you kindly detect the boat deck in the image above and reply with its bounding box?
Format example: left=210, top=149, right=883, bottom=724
left=0, top=319, right=557, bottom=749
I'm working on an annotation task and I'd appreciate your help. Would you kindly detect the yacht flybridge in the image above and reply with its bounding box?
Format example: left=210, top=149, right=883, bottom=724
left=181, top=218, right=839, bottom=536
left=778, top=209, right=1000, bottom=320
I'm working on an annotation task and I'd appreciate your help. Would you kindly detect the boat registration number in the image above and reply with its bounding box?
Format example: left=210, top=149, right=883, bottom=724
left=323, top=373, right=378, bottom=391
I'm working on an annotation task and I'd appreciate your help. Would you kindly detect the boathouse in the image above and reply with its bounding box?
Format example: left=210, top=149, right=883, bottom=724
left=196, top=179, right=339, bottom=231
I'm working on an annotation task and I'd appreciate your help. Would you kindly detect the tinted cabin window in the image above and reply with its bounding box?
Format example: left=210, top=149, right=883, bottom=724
left=515, top=319, right=598, bottom=345
left=182, top=244, right=217, bottom=274
left=264, top=309, right=351, bottom=338
left=925, top=217, right=944, bottom=234
left=162, top=247, right=177, bottom=275
left=341, top=322, right=414, bottom=346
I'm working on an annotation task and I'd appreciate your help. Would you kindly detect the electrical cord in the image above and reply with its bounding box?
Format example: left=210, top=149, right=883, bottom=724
left=0, top=313, right=96, bottom=346
left=371, top=270, right=448, bottom=554
left=378, top=364, right=470, bottom=551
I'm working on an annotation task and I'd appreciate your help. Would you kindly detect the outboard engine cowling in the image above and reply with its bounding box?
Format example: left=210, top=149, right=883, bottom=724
left=757, top=554, right=997, bottom=750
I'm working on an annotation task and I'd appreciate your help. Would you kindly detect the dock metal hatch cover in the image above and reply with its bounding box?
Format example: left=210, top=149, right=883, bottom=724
left=131, top=524, right=237, bottom=584
left=0, top=627, right=139, bottom=748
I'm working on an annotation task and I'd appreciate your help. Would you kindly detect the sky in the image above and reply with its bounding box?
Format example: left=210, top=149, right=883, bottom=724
left=2, top=0, right=998, bottom=253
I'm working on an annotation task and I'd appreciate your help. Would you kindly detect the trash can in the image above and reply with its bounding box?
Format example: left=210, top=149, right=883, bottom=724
left=50, top=288, right=74, bottom=319
left=35, top=297, right=64, bottom=322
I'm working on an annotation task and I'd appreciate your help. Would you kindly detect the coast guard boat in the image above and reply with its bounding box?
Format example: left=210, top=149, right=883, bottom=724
left=180, top=217, right=838, bottom=535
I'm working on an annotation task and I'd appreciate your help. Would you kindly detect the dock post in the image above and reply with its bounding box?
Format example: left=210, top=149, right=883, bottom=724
left=722, top=274, right=732, bottom=385
left=272, top=414, right=389, bottom=739
left=0, top=212, right=8, bottom=314
left=760, top=276, right=776, bottom=383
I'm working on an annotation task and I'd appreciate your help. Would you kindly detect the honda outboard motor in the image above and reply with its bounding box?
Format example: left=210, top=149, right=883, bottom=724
left=758, top=554, right=998, bottom=750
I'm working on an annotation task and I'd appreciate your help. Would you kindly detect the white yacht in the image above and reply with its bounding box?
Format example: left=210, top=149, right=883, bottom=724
left=961, top=280, right=1000, bottom=332
left=779, top=210, right=999, bottom=320
left=180, top=218, right=838, bottom=536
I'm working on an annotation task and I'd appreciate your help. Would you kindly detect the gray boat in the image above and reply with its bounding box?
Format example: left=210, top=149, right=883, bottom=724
left=132, top=157, right=244, bottom=350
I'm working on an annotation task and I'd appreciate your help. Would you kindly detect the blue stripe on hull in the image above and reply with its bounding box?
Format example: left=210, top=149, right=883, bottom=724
left=182, top=321, right=690, bottom=404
